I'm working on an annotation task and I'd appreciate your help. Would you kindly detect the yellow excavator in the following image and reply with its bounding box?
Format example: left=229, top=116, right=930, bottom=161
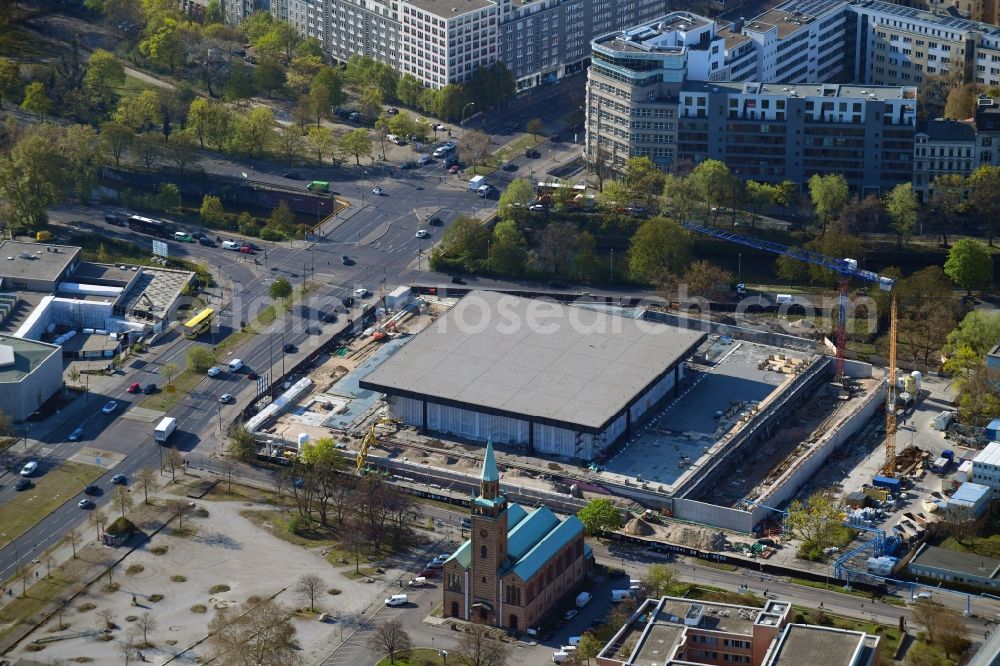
left=355, top=417, right=400, bottom=470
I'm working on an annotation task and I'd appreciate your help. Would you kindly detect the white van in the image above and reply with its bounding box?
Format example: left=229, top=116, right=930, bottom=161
left=385, top=594, right=408, bottom=607
left=221, top=240, right=241, bottom=250
left=227, top=358, right=244, bottom=372
left=775, top=294, right=795, bottom=305
left=552, top=651, right=571, bottom=664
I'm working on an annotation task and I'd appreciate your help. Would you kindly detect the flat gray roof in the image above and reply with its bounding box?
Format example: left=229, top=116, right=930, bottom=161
left=360, top=291, right=705, bottom=432
left=0, top=241, right=79, bottom=284
left=0, top=335, right=60, bottom=382
left=910, top=545, right=1000, bottom=579
left=406, top=0, right=495, bottom=18
left=765, top=625, right=867, bottom=665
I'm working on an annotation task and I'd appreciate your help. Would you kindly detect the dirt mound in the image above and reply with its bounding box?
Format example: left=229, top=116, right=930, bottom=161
left=624, top=518, right=654, bottom=536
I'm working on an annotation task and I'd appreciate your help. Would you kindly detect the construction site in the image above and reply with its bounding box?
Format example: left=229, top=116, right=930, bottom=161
left=242, top=286, right=896, bottom=536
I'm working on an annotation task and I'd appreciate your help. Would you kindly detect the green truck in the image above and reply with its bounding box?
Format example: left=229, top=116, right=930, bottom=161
left=307, top=180, right=329, bottom=192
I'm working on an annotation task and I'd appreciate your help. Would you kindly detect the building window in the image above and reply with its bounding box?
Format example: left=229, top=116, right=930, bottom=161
left=481, top=545, right=488, bottom=559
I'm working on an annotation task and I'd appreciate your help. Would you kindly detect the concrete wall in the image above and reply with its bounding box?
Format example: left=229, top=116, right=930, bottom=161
left=0, top=345, right=63, bottom=420
left=673, top=497, right=756, bottom=532
left=644, top=310, right=817, bottom=352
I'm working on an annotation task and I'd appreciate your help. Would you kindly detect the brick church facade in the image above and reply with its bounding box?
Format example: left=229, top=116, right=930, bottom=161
left=442, top=441, right=592, bottom=631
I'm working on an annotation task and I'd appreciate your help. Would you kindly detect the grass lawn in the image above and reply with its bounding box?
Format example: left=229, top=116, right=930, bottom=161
left=112, top=73, right=158, bottom=98
left=693, top=559, right=738, bottom=572
left=139, top=365, right=206, bottom=412
left=680, top=584, right=764, bottom=607
left=789, top=577, right=906, bottom=606
left=939, top=534, right=1000, bottom=559
left=495, top=133, right=538, bottom=163
left=0, top=568, right=79, bottom=647
left=0, top=462, right=103, bottom=549
left=377, top=647, right=445, bottom=666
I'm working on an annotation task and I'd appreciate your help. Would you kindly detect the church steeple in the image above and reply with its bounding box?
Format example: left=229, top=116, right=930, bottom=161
left=480, top=439, right=500, bottom=500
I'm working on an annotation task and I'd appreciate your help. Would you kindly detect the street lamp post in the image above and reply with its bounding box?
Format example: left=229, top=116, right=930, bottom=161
left=460, top=103, right=476, bottom=131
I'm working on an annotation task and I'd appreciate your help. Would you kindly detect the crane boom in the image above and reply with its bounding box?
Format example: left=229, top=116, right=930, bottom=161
left=884, top=296, right=898, bottom=476
left=681, top=222, right=894, bottom=377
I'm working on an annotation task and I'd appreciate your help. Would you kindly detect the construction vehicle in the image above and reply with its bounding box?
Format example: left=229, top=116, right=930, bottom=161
left=355, top=417, right=400, bottom=470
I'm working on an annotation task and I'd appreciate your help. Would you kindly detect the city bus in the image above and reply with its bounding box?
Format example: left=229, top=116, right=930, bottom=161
left=183, top=307, right=214, bottom=339
left=128, top=215, right=171, bottom=238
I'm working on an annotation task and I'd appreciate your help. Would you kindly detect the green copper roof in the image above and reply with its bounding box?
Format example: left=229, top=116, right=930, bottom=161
left=481, top=439, right=500, bottom=483
left=507, top=507, right=560, bottom=561
left=512, top=514, right=584, bottom=582
left=444, top=504, right=529, bottom=570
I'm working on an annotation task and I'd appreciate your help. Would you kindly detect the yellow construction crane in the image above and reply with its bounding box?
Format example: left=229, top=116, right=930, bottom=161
left=884, top=296, right=898, bottom=476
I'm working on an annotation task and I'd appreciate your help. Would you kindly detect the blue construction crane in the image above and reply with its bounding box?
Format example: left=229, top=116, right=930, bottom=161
left=681, top=223, right=895, bottom=377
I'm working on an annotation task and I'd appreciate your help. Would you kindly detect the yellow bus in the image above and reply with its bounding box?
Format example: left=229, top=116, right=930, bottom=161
left=183, top=307, right=214, bottom=339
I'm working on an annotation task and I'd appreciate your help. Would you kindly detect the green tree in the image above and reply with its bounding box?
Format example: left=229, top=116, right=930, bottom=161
left=61, top=125, right=105, bottom=201
left=928, top=173, right=966, bottom=247
left=526, top=117, right=543, bottom=143
left=0, top=125, right=70, bottom=231
left=946, top=310, right=1000, bottom=355
left=338, top=128, right=372, bottom=165
left=660, top=173, right=700, bottom=222
left=683, top=260, right=734, bottom=301
left=489, top=219, right=527, bottom=275
left=498, top=178, right=534, bottom=219
left=252, top=60, right=286, bottom=97
left=200, top=194, right=226, bottom=225
left=625, top=156, right=665, bottom=212
left=0, top=57, right=20, bottom=108
left=785, top=490, right=845, bottom=559
left=306, top=125, right=336, bottom=165
left=229, top=426, right=256, bottom=462
left=429, top=216, right=489, bottom=272
left=640, top=564, right=679, bottom=598
left=577, top=499, right=621, bottom=535
left=139, top=17, right=187, bottom=73
left=944, top=238, right=992, bottom=295
left=966, top=164, right=1000, bottom=246
left=114, top=89, right=159, bottom=131
left=357, top=84, right=384, bottom=122
left=20, top=82, right=52, bottom=117
left=627, top=216, right=691, bottom=283
left=884, top=182, right=919, bottom=247
left=396, top=74, right=422, bottom=107
left=312, top=66, right=345, bottom=109
left=234, top=106, right=275, bottom=157
left=186, top=346, right=215, bottom=373
left=268, top=201, right=295, bottom=237
left=308, top=82, right=331, bottom=126
left=83, top=48, right=125, bottom=108
left=805, top=233, right=865, bottom=286
left=687, top=159, right=733, bottom=219
left=187, top=98, right=231, bottom=151
left=269, top=276, right=292, bottom=302
left=238, top=11, right=274, bottom=43
left=99, top=121, right=134, bottom=168
left=577, top=633, right=602, bottom=666
left=223, top=60, right=255, bottom=105
left=807, top=173, right=850, bottom=230
left=156, top=183, right=181, bottom=214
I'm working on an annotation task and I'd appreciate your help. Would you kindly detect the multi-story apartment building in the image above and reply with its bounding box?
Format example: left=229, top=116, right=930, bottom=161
left=913, top=118, right=977, bottom=198
left=926, top=0, right=1000, bottom=30
left=267, top=0, right=670, bottom=90
left=586, top=14, right=917, bottom=190
left=676, top=81, right=916, bottom=193
left=223, top=0, right=268, bottom=24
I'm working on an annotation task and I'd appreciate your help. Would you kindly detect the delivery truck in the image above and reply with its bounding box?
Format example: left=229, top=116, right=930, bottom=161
left=154, top=416, right=177, bottom=444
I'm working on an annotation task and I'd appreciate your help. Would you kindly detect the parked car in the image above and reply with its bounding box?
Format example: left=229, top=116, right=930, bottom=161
left=428, top=217, right=443, bottom=226
left=417, top=155, right=433, bottom=166
left=198, top=237, right=217, bottom=247
left=221, top=240, right=241, bottom=250
left=451, top=276, right=466, bottom=285
left=372, top=186, right=384, bottom=196
left=341, top=255, right=354, bottom=265
left=563, top=609, right=578, bottom=621
left=143, top=383, right=156, bottom=395
left=102, top=400, right=118, bottom=414
left=240, top=245, right=256, bottom=255
left=84, top=484, right=100, bottom=495
left=219, top=393, right=234, bottom=404
left=529, top=203, right=547, bottom=211
left=283, top=343, right=296, bottom=353
left=247, top=370, right=259, bottom=380
left=20, top=461, right=38, bottom=476
left=207, top=366, right=222, bottom=377
left=282, top=171, right=302, bottom=179
left=502, top=163, right=518, bottom=171
left=433, top=123, right=446, bottom=131
left=15, top=478, right=32, bottom=491
left=321, top=312, right=337, bottom=323
left=111, top=474, right=128, bottom=485
left=341, top=296, right=355, bottom=308
left=349, top=111, right=362, bottom=122
left=68, top=427, right=84, bottom=441
left=354, top=288, right=369, bottom=298
left=449, top=165, right=461, bottom=174
left=127, top=382, right=141, bottom=394
left=386, top=107, right=399, bottom=115
left=524, top=148, right=540, bottom=158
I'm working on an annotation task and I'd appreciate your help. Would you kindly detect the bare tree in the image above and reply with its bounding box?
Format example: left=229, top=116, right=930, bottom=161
left=912, top=600, right=946, bottom=644
left=55, top=596, right=69, bottom=630
left=134, top=467, right=158, bottom=504
left=68, top=528, right=81, bottom=558
left=97, top=608, right=116, bottom=632
left=44, top=554, right=55, bottom=578
left=586, top=146, right=613, bottom=192
left=118, top=627, right=139, bottom=665
left=209, top=598, right=302, bottom=666
left=452, top=623, right=510, bottom=666
left=368, top=619, right=411, bottom=664
left=458, top=130, right=492, bottom=171
left=344, top=517, right=367, bottom=574
left=329, top=475, right=355, bottom=525
left=220, top=458, right=236, bottom=493
left=113, top=484, right=134, bottom=518
left=937, top=611, right=970, bottom=658
left=91, top=507, right=107, bottom=540
left=294, top=574, right=325, bottom=612
left=166, top=498, right=194, bottom=530
left=164, top=447, right=184, bottom=483
left=17, top=561, right=30, bottom=597
left=136, top=611, right=157, bottom=646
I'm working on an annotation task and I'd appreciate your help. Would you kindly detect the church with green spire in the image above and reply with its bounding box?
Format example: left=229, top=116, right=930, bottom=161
left=441, top=440, right=592, bottom=631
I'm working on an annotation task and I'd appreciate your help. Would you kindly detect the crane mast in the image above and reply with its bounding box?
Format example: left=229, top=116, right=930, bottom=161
left=884, top=296, right=898, bottom=476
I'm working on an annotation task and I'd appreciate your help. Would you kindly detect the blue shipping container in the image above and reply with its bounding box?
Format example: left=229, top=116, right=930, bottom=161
left=873, top=475, right=901, bottom=493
